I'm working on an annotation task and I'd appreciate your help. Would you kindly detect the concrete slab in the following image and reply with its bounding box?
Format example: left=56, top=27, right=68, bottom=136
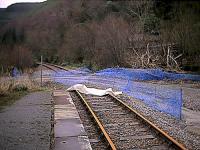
left=54, top=96, right=71, bottom=105
left=55, top=104, right=75, bottom=109
left=55, top=136, right=92, bottom=150
left=53, top=91, right=68, bottom=96
left=55, top=119, right=87, bottom=137
left=54, top=105, right=80, bottom=120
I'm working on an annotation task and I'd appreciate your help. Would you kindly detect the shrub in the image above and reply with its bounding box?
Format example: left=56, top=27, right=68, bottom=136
left=12, top=84, right=28, bottom=92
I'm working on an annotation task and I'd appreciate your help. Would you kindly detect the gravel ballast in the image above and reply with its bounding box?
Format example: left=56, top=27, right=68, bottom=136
left=83, top=83, right=200, bottom=149
left=117, top=94, right=200, bottom=150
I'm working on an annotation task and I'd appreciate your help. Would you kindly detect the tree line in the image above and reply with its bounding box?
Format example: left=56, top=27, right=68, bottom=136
left=0, top=0, right=199, bottom=72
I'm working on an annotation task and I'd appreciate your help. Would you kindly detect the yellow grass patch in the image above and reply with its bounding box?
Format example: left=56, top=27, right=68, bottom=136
left=0, top=76, right=40, bottom=96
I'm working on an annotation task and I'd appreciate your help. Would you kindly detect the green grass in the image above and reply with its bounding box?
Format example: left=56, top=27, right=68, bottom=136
left=0, top=91, right=28, bottom=110
left=0, top=88, right=48, bottom=110
left=0, top=76, right=45, bottom=110
left=61, top=63, right=100, bottom=71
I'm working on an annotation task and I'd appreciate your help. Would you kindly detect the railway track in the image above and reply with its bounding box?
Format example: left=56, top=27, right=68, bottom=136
left=38, top=63, right=187, bottom=149
left=37, top=62, right=68, bottom=72
left=70, top=90, right=186, bottom=150
left=43, top=62, right=68, bottom=71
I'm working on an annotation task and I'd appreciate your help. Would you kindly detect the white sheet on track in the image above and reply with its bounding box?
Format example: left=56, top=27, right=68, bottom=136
left=67, top=84, right=122, bottom=96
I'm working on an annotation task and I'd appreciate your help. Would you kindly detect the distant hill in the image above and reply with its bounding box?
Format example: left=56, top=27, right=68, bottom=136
left=0, top=2, right=45, bottom=27
left=0, top=8, right=5, bottom=12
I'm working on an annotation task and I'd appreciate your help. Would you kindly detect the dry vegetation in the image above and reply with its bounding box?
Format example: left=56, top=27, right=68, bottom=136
left=0, top=0, right=199, bottom=71
left=0, top=75, right=41, bottom=108
left=0, top=76, right=39, bottom=96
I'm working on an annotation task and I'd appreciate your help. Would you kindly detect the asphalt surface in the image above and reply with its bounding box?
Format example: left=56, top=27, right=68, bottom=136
left=0, top=91, right=52, bottom=150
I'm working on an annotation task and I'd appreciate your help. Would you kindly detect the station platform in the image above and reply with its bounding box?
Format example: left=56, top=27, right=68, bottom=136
left=53, top=90, right=92, bottom=150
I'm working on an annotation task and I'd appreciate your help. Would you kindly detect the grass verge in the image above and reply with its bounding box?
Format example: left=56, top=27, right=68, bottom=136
left=0, top=91, right=28, bottom=110
left=0, top=76, right=41, bottom=110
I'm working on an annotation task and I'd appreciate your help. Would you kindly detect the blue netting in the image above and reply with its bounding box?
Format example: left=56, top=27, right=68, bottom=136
left=96, top=68, right=200, bottom=81
left=123, top=79, right=182, bottom=118
left=52, top=67, right=199, bottom=119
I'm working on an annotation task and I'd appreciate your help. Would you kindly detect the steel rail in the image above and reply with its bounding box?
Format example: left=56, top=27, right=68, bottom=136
left=109, top=94, right=187, bottom=150
left=36, top=62, right=58, bottom=72
left=42, top=64, right=58, bottom=72
left=75, top=90, right=117, bottom=150
left=36, top=62, right=68, bottom=71
left=44, top=62, right=68, bottom=71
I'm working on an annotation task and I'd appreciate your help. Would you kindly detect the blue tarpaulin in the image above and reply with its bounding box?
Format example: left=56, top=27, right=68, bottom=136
left=11, top=67, right=21, bottom=77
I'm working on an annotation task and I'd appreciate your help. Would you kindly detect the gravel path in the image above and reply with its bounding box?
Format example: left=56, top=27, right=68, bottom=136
left=182, top=87, right=200, bottom=111
left=0, top=91, right=52, bottom=150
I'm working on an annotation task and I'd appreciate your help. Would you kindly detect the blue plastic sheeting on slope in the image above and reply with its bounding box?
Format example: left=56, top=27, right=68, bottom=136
left=11, top=67, right=21, bottom=77
left=96, top=68, right=200, bottom=81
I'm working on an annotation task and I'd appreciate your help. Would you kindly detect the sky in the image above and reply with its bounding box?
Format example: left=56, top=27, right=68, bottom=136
left=0, top=0, right=46, bottom=8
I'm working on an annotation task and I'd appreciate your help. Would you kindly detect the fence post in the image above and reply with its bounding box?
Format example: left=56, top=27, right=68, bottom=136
left=113, top=77, right=115, bottom=90
left=155, top=85, right=156, bottom=101
left=180, top=88, right=183, bottom=120
left=40, top=55, right=43, bottom=87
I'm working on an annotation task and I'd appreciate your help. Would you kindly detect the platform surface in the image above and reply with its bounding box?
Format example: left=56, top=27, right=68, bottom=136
left=53, top=90, right=92, bottom=150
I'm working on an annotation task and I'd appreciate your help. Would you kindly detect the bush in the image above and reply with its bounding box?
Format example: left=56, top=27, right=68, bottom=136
left=12, top=84, right=28, bottom=92
left=144, top=14, right=160, bottom=34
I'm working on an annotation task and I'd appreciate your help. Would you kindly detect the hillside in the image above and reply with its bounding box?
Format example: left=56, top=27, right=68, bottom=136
left=0, top=0, right=199, bottom=72
left=0, top=2, right=45, bottom=27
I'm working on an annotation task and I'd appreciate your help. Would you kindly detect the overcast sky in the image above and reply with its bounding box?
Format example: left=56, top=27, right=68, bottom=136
left=0, top=0, right=46, bottom=8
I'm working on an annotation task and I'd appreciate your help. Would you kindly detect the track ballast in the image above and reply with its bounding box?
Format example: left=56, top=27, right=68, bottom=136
left=70, top=91, right=186, bottom=150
